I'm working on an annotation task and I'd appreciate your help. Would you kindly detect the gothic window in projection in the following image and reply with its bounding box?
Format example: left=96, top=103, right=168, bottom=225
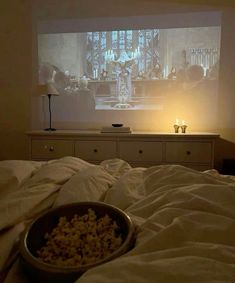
left=38, top=26, right=220, bottom=112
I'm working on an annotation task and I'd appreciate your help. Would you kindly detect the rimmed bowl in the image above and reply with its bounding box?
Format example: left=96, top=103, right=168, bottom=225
left=19, top=202, right=135, bottom=283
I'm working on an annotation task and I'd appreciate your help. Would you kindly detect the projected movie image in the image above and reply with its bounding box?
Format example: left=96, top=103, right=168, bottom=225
left=38, top=27, right=220, bottom=111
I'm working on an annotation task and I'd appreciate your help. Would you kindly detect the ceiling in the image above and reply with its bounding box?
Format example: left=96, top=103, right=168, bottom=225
left=33, top=0, right=235, bottom=20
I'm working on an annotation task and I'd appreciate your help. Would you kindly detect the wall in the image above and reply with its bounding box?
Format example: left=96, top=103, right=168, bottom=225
left=0, top=0, right=235, bottom=170
left=38, top=27, right=220, bottom=79
left=215, top=9, right=235, bottom=169
left=35, top=25, right=221, bottom=132
left=0, top=1, right=32, bottom=160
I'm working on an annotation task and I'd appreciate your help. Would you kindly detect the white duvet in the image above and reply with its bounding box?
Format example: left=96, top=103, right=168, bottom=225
left=1, top=156, right=235, bottom=283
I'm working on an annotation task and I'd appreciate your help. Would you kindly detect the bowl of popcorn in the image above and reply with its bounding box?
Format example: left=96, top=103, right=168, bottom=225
left=20, top=202, right=136, bottom=283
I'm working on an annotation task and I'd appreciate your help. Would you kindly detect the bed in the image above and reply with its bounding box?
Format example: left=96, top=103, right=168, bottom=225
left=1, top=156, right=235, bottom=283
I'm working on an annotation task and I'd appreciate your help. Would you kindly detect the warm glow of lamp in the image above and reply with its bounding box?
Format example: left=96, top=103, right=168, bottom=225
left=37, top=83, right=59, bottom=131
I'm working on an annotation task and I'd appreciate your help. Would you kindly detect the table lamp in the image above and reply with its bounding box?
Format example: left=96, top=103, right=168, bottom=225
left=38, top=83, right=59, bottom=131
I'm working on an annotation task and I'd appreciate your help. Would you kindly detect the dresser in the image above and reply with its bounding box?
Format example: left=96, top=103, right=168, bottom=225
left=27, top=130, right=219, bottom=171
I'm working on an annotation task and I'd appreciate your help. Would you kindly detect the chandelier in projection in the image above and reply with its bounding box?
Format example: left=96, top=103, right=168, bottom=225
left=104, top=48, right=140, bottom=108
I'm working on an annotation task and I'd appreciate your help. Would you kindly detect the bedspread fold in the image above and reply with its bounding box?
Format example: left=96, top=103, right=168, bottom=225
left=0, top=158, right=235, bottom=283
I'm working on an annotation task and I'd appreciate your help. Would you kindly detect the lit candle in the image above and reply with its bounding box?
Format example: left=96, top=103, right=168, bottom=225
left=181, top=120, right=187, bottom=133
left=174, top=119, right=180, bottom=133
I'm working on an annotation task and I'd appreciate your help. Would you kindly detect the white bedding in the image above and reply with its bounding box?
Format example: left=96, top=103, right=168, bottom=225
left=1, top=156, right=235, bottom=283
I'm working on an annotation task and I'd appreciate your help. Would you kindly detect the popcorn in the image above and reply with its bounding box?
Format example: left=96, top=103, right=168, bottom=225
left=37, top=209, right=123, bottom=267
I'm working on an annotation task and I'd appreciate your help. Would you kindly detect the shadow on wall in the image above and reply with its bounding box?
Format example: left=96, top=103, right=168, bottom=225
left=215, top=137, right=235, bottom=174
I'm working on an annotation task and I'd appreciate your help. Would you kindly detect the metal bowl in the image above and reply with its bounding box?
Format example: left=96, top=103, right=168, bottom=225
left=19, top=202, right=135, bottom=283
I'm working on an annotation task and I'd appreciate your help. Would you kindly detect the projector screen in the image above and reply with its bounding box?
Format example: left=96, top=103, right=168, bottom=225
left=36, top=12, right=221, bottom=130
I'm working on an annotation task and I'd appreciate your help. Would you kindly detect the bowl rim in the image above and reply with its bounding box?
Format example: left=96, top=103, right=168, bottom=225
left=20, top=201, right=135, bottom=273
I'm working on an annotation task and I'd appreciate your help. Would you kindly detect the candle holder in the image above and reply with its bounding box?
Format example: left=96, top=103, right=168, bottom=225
left=174, top=124, right=180, bottom=133
left=180, top=125, right=187, bottom=133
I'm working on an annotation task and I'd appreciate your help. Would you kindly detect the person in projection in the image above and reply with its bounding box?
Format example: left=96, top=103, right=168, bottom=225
left=39, top=63, right=69, bottom=94
left=148, top=62, right=163, bottom=79
left=108, top=50, right=137, bottom=108
left=168, top=67, right=177, bottom=80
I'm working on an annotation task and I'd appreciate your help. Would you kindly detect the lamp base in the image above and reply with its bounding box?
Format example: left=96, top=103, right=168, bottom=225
left=44, top=128, right=56, bottom=131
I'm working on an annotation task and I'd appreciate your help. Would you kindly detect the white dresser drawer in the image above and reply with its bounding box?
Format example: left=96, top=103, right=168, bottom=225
left=28, top=131, right=218, bottom=169
left=119, top=141, right=163, bottom=162
left=31, top=139, right=74, bottom=160
left=165, top=142, right=212, bottom=163
left=75, top=141, right=117, bottom=161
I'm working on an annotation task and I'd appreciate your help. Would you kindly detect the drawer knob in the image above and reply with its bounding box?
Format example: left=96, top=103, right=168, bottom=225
left=186, top=150, right=191, bottom=155
left=138, top=149, right=143, bottom=154
left=49, top=146, right=54, bottom=152
left=93, top=149, right=98, bottom=153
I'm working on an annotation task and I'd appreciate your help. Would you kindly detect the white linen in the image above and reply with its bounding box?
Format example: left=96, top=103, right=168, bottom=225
left=76, top=165, right=235, bottom=283
left=0, top=157, right=93, bottom=231
left=1, top=158, right=235, bottom=283
left=0, top=160, right=43, bottom=197
left=0, top=157, right=93, bottom=275
left=53, top=166, right=115, bottom=206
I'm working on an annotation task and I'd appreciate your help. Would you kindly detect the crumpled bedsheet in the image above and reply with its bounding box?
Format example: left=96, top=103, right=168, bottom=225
left=1, top=156, right=235, bottom=283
